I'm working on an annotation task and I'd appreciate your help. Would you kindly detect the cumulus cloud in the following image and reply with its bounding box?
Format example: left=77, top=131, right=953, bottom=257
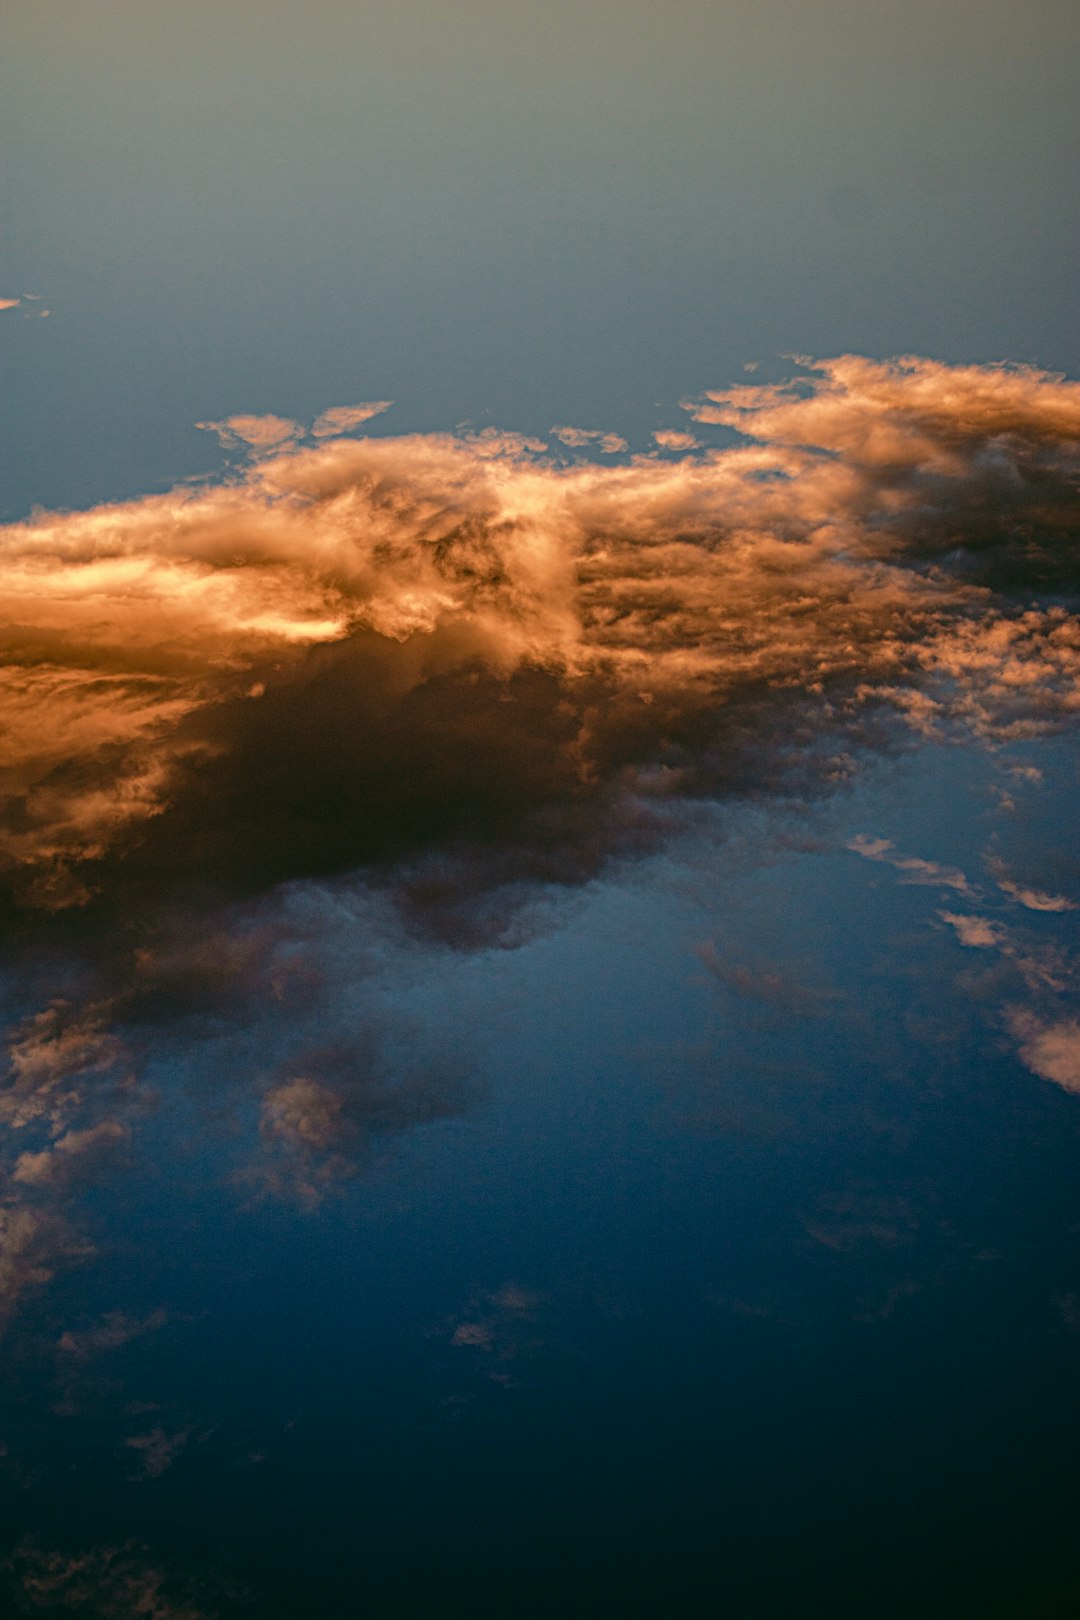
left=653, top=428, right=699, bottom=451
left=2, top=354, right=1078, bottom=936
left=311, top=401, right=393, bottom=437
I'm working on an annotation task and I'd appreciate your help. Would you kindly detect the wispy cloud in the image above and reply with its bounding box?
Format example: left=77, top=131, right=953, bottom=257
left=848, top=836, right=974, bottom=893
left=311, top=400, right=393, bottom=437
left=197, top=412, right=302, bottom=450
left=551, top=424, right=627, bottom=453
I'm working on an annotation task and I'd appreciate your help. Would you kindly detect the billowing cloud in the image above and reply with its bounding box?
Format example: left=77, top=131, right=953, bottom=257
left=2, top=354, right=1077, bottom=936
left=311, top=401, right=393, bottom=437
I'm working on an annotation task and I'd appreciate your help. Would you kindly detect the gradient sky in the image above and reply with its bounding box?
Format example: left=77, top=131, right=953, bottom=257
left=2, top=5, right=1080, bottom=1618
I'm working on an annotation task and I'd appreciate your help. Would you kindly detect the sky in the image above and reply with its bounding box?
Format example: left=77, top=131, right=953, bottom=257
left=1, top=3, right=1080, bottom=1616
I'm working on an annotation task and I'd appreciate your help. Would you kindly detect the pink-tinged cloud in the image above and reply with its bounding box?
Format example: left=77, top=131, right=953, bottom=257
left=848, top=837, right=974, bottom=893
left=987, top=858, right=1077, bottom=912
left=0, top=297, right=20, bottom=311
left=311, top=401, right=393, bottom=437
left=939, top=912, right=1001, bottom=948
left=1008, top=1013, right=1080, bottom=1094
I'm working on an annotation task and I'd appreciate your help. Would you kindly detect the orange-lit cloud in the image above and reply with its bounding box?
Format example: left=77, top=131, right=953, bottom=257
left=311, top=401, right=393, bottom=437
left=2, top=355, right=1077, bottom=921
left=653, top=428, right=699, bottom=451
left=551, top=425, right=628, bottom=453
left=197, top=412, right=302, bottom=450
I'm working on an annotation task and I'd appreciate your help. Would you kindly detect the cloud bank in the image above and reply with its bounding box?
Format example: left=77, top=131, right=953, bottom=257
left=2, top=355, right=1077, bottom=930
left=0, top=354, right=1077, bottom=1291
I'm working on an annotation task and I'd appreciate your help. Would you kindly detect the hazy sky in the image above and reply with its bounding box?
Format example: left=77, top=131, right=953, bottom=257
left=3, top=0, right=1079, bottom=511
left=2, top=6, right=1080, bottom=1617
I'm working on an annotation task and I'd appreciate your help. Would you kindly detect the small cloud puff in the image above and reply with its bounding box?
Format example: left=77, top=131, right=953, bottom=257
left=551, top=425, right=627, bottom=453
left=939, top=912, right=1001, bottom=949
left=311, top=401, right=392, bottom=437
left=1007, top=1013, right=1080, bottom=1094
left=197, top=413, right=302, bottom=451
left=653, top=428, right=699, bottom=452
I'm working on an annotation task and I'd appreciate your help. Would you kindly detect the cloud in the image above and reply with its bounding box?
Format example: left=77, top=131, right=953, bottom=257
left=939, top=911, right=1001, bottom=948
left=125, top=1425, right=190, bottom=1480
left=57, top=1307, right=168, bottom=1359
left=653, top=429, right=699, bottom=451
left=12, top=1120, right=130, bottom=1192
left=5, top=1541, right=217, bottom=1619
left=311, top=401, right=393, bottom=437
left=3, top=354, right=1077, bottom=936
left=197, top=412, right=301, bottom=450
left=246, top=1023, right=474, bottom=1207
left=0, top=1203, right=94, bottom=1332
left=987, top=858, right=1076, bottom=912
left=551, top=425, right=628, bottom=453
left=848, top=836, right=974, bottom=893
left=0, top=297, right=20, bottom=312
left=1007, top=1012, right=1080, bottom=1094
left=695, top=941, right=837, bottom=1017
left=0, top=353, right=1078, bottom=1252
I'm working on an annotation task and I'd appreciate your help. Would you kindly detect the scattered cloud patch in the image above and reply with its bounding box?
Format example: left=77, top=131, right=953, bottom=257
left=1007, top=1012, right=1080, bottom=1094
left=653, top=428, right=699, bottom=451
left=848, top=836, right=974, bottom=893
left=311, top=401, right=392, bottom=437
left=197, top=412, right=301, bottom=451
left=939, top=912, right=1000, bottom=948
left=551, top=425, right=627, bottom=453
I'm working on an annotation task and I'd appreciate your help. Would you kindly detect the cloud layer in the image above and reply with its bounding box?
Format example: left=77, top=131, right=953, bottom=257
left=1, top=355, right=1078, bottom=1299
left=3, top=355, right=1078, bottom=929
